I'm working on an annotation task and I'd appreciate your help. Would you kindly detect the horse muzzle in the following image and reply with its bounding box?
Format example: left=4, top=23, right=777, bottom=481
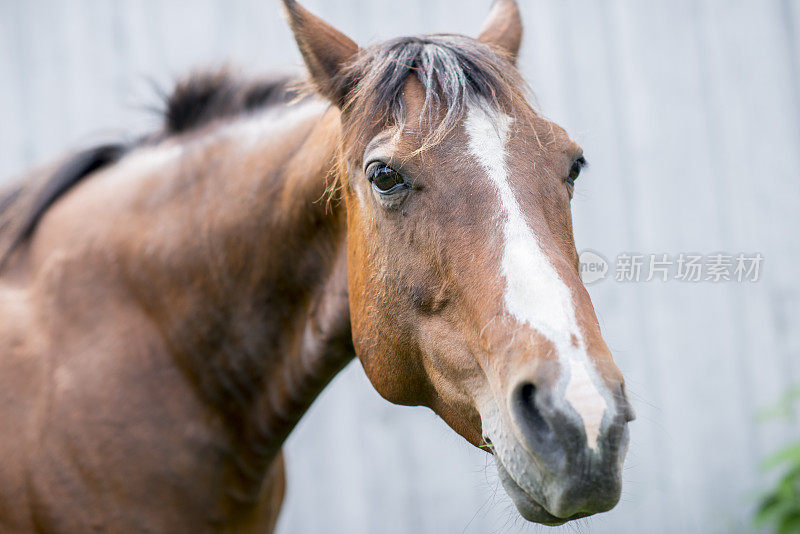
left=481, top=365, right=635, bottom=523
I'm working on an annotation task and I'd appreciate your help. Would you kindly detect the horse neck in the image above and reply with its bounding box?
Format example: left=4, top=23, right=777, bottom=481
left=123, top=101, right=354, bottom=497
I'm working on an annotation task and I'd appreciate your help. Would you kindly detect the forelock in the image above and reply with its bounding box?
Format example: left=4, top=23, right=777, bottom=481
left=340, top=34, right=530, bottom=156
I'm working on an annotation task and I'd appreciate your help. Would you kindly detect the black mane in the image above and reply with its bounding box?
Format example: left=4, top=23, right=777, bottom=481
left=164, top=71, right=297, bottom=135
left=0, top=71, right=297, bottom=268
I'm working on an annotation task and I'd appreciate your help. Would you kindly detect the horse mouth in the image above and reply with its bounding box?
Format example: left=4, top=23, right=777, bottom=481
left=494, top=456, right=591, bottom=526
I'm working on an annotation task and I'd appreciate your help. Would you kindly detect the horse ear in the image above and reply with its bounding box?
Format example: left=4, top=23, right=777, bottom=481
left=478, top=0, right=523, bottom=63
left=282, top=0, right=359, bottom=106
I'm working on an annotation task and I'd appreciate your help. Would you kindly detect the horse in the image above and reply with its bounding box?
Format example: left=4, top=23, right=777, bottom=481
left=0, top=0, right=635, bottom=531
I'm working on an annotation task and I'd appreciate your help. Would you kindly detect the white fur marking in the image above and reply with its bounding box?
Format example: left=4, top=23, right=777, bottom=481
left=464, top=104, right=608, bottom=450
left=564, top=359, right=606, bottom=450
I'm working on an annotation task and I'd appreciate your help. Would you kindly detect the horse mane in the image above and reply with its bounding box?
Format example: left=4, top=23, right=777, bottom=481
left=0, top=71, right=298, bottom=268
left=0, top=144, right=129, bottom=267
left=164, top=70, right=297, bottom=134
left=339, top=34, right=530, bottom=155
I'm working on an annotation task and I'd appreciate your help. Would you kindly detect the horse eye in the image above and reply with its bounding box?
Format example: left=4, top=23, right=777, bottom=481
left=368, top=163, right=405, bottom=193
left=569, top=156, right=586, bottom=183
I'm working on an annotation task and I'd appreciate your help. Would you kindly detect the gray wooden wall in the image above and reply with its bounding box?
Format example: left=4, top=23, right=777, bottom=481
left=2, top=1, right=799, bottom=532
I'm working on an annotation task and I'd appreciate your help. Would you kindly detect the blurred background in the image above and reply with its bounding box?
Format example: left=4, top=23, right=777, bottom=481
left=2, top=1, right=799, bottom=532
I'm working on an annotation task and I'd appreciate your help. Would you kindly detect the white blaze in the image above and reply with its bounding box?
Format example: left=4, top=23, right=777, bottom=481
left=464, top=103, right=608, bottom=451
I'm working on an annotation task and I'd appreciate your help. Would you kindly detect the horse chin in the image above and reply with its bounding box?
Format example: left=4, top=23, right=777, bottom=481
left=494, top=456, right=590, bottom=526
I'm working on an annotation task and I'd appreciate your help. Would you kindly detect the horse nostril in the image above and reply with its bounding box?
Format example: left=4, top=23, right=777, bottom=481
left=512, top=382, right=561, bottom=459
left=515, top=383, right=549, bottom=436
